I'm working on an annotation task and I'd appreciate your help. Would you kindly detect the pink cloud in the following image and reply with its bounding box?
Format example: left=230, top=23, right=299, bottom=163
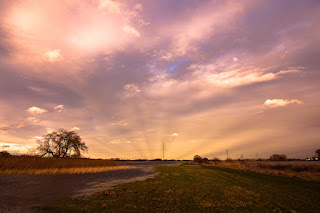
left=123, top=84, right=141, bottom=98
left=3, top=0, right=145, bottom=67
left=160, top=1, right=246, bottom=58
left=26, top=106, right=48, bottom=115
left=45, top=49, right=62, bottom=62
left=99, top=0, right=121, bottom=13
left=54, top=105, right=64, bottom=112
left=122, top=25, right=140, bottom=38
left=145, top=61, right=300, bottom=99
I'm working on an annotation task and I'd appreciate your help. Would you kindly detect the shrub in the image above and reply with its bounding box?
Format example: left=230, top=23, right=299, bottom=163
left=0, top=151, right=11, bottom=157
left=202, top=157, right=209, bottom=164
left=270, top=154, right=288, bottom=161
left=193, top=155, right=203, bottom=163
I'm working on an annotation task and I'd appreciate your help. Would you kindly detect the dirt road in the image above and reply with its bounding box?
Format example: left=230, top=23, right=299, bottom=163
left=0, top=162, right=178, bottom=212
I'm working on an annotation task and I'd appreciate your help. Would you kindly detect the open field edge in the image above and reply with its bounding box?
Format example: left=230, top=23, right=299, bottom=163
left=0, top=165, right=135, bottom=175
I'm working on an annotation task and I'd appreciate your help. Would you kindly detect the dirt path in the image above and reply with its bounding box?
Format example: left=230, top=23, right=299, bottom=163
left=0, top=162, right=178, bottom=212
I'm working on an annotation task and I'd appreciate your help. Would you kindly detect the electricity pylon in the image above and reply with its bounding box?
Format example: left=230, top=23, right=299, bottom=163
left=162, top=141, right=166, bottom=160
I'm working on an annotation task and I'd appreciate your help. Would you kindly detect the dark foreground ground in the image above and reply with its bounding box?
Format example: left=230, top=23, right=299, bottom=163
left=33, top=163, right=320, bottom=213
left=0, top=162, right=177, bottom=212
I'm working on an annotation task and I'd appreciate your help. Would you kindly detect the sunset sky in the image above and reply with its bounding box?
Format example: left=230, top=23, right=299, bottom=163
left=0, top=0, right=319, bottom=159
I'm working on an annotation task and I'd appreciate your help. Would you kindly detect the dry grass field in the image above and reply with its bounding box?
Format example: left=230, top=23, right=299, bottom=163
left=205, top=161, right=320, bottom=181
left=0, top=156, right=127, bottom=174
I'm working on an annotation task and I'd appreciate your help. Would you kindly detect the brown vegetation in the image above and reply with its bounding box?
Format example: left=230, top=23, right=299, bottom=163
left=0, top=166, right=133, bottom=175
left=0, top=156, right=125, bottom=174
left=205, top=161, right=320, bottom=181
left=193, top=155, right=203, bottom=163
left=0, top=151, right=11, bottom=157
left=269, top=154, right=288, bottom=161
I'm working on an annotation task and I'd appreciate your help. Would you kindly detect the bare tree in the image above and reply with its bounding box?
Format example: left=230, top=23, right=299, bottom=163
left=316, top=149, right=320, bottom=157
left=37, top=128, right=87, bottom=158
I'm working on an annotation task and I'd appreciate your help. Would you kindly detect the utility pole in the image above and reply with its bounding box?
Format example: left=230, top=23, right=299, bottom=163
left=226, top=149, right=229, bottom=160
left=162, top=141, right=166, bottom=160
left=240, top=154, right=244, bottom=160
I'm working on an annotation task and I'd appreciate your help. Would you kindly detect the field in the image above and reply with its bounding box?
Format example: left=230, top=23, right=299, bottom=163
left=33, top=163, right=320, bottom=213
left=207, top=161, right=320, bottom=181
left=0, top=157, right=127, bottom=174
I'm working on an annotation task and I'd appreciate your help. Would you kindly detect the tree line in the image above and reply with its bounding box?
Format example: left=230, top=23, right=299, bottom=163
left=193, top=149, right=320, bottom=163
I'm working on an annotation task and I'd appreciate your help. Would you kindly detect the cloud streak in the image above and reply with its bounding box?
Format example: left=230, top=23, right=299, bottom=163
left=264, top=99, right=303, bottom=108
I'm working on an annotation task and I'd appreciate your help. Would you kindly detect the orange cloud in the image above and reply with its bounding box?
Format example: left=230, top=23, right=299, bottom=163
left=34, top=136, right=44, bottom=140
left=0, top=124, right=10, bottom=131
left=46, top=128, right=54, bottom=134
left=25, top=117, right=40, bottom=123
left=264, top=99, right=303, bottom=108
left=16, top=123, right=25, bottom=129
left=0, top=142, right=35, bottom=154
left=71, top=127, right=80, bottom=131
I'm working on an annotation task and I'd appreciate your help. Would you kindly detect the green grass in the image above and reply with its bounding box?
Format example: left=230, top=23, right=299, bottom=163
left=33, top=163, right=320, bottom=212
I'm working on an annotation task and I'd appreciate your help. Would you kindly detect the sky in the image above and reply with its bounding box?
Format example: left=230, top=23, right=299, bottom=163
left=0, top=0, right=319, bottom=159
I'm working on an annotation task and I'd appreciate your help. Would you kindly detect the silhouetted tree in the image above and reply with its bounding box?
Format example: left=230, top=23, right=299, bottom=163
left=37, top=128, right=87, bottom=158
left=269, top=154, right=288, bottom=161
left=0, top=151, right=11, bottom=157
left=316, top=149, right=320, bottom=157
left=193, top=155, right=203, bottom=163
left=202, top=157, right=209, bottom=164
